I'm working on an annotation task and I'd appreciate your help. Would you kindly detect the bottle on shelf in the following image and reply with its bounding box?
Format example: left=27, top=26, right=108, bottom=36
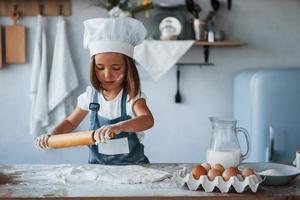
left=208, top=28, right=215, bottom=42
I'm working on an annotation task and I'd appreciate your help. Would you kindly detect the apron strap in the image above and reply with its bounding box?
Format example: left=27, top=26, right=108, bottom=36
left=89, top=88, right=100, bottom=130
left=120, top=90, right=127, bottom=118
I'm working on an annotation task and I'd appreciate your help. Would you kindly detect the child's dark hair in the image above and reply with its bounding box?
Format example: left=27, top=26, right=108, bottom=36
left=89, top=54, right=141, bottom=101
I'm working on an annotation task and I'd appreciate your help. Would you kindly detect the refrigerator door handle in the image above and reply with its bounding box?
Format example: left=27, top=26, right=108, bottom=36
left=266, top=125, right=275, bottom=162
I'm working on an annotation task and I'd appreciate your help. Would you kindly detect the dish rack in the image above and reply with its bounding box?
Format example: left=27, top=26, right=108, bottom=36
left=173, top=167, right=263, bottom=193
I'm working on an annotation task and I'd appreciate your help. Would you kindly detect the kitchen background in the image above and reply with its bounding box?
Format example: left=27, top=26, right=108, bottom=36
left=0, top=0, right=299, bottom=164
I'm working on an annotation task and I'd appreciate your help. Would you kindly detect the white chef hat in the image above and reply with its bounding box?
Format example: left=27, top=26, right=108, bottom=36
left=83, top=17, right=147, bottom=58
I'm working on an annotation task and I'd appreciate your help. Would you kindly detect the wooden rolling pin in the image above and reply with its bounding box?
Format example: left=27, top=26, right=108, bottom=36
left=48, top=131, right=95, bottom=149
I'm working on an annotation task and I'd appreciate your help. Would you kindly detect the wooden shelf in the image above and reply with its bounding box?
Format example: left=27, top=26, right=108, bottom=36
left=194, top=40, right=247, bottom=47
left=192, top=40, right=247, bottom=65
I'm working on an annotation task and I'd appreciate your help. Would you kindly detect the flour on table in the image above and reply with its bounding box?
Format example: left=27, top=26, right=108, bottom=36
left=46, top=165, right=172, bottom=184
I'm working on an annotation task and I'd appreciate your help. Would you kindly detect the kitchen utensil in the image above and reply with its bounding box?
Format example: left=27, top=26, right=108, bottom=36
left=228, top=0, right=232, bottom=10
left=193, top=4, right=201, bottom=19
left=238, top=162, right=300, bottom=186
left=5, top=10, right=26, bottom=64
left=207, top=117, right=250, bottom=168
left=48, top=131, right=95, bottom=149
left=175, top=66, right=181, bottom=103
left=47, top=130, right=122, bottom=148
left=185, top=0, right=201, bottom=18
left=185, top=0, right=195, bottom=15
left=204, top=11, right=217, bottom=22
left=193, top=19, right=207, bottom=40
left=266, top=126, right=275, bottom=162
left=210, top=0, right=220, bottom=11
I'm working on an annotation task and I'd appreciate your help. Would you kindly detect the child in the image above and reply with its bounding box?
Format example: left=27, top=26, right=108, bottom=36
left=35, top=17, right=154, bottom=165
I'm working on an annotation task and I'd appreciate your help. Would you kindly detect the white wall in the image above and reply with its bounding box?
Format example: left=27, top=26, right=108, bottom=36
left=0, top=0, right=300, bottom=164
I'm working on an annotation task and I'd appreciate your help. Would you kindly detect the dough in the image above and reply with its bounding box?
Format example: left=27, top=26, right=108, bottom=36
left=48, top=165, right=172, bottom=184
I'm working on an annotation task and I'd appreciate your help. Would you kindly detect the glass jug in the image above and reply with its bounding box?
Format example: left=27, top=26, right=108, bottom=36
left=206, top=117, right=250, bottom=168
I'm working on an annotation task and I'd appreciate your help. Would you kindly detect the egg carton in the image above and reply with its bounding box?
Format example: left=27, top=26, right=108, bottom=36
left=173, top=167, right=263, bottom=193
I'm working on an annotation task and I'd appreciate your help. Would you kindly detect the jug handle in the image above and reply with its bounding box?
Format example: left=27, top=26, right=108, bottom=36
left=236, top=127, right=250, bottom=159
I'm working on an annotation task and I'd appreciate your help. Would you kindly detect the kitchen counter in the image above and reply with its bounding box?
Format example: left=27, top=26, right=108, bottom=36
left=0, top=164, right=299, bottom=199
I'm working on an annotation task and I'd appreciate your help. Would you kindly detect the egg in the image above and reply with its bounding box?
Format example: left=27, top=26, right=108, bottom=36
left=201, top=163, right=211, bottom=172
left=222, top=167, right=239, bottom=181
left=237, top=174, right=244, bottom=181
left=242, top=167, right=255, bottom=177
left=207, top=168, right=222, bottom=181
left=212, top=163, right=225, bottom=173
left=192, top=165, right=207, bottom=180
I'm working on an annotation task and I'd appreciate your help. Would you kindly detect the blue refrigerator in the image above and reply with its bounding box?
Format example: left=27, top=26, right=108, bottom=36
left=234, top=68, right=300, bottom=163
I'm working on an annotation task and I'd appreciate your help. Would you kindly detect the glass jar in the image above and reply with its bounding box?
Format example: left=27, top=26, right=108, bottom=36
left=207, top=117, right=250, bottom=168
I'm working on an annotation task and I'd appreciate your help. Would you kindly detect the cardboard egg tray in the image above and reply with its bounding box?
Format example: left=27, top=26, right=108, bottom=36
left=173, top=167, right=262, bottom=193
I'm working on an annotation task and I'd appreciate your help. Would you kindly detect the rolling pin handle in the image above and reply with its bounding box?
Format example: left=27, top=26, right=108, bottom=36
left=91, top=130, right=96, bottom=143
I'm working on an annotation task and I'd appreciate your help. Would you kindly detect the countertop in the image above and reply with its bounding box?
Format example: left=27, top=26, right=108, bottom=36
left=0, top=164, right=299, bottom=199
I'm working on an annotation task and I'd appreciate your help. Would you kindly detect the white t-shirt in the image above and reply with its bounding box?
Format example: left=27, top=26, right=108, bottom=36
left=77, top=86, right=146, bottom=140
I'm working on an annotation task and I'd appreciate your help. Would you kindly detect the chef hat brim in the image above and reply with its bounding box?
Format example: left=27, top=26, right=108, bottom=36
left=89, top=41, right=134, bottom=58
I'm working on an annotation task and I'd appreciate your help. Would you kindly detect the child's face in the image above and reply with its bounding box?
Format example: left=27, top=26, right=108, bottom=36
left=94, top=52, right=126, bottom=91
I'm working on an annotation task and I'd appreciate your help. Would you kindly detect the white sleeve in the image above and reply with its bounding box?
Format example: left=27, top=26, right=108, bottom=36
left=77, top=86, right=93, bottom=111
left=130, top=91, right=146, bottom=107
left=128, top=91, right=147, bottom=117
left=131, top=91, right=146, bottom=103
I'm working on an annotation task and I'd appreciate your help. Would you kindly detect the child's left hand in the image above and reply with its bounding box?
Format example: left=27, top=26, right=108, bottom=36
left=94, top=125, right=121, bottom=144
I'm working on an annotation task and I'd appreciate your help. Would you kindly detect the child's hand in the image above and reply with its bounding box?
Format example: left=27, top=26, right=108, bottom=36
left=94, top=125, right=121, bottom=144
left=35, top=134, right=50, bottom=150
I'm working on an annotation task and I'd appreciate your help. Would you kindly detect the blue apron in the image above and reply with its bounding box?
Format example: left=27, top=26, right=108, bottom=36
left=88, top=88, right=150, bottom=165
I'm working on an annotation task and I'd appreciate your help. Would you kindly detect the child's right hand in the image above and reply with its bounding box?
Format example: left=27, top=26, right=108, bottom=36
left=35, top=134, right=50, bottom=150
